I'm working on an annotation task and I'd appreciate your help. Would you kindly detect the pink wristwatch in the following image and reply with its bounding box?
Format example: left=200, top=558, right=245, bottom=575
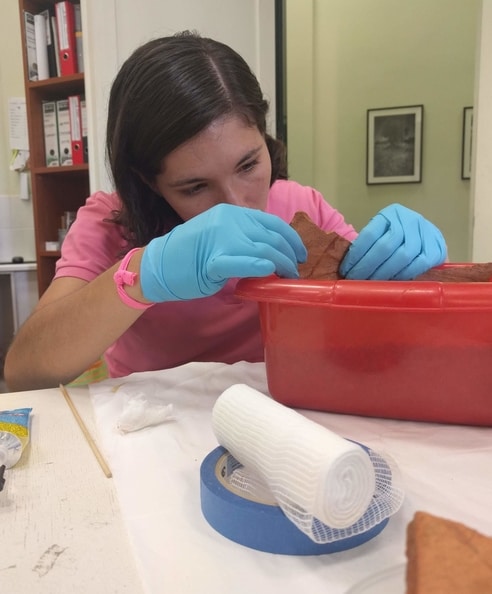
left=113, top=248, right=154, bottom=310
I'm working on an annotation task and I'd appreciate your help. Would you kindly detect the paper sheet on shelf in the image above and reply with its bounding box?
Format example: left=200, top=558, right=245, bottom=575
left=89, top=361, right=492, bottom=594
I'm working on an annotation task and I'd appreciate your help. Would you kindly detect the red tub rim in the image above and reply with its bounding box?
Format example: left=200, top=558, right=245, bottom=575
left=235, top=266, right=492, bottom=310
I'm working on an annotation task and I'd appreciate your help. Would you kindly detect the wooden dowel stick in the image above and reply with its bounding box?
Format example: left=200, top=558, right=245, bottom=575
left=59, top=384, right=112, bottom=478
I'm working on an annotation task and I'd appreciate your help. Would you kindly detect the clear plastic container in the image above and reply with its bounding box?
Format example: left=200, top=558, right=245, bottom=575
left=0, top=408, right=32, bottom=468
left=0, top=431, right=23, bottom=468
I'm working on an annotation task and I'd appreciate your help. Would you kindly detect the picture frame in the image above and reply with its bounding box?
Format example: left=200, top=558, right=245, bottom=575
left=461, top=106, right=473, bottom=180
left=366, top=105, right=423, bottom=185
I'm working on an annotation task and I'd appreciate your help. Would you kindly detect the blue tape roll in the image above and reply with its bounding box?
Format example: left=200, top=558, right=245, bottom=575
left=200, top=446, right=389, bottom=555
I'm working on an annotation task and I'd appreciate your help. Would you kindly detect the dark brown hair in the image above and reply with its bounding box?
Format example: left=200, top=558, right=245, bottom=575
left=106, top=31, right=287, bottom=246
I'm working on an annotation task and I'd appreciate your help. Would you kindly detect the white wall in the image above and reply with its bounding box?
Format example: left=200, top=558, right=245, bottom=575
left=286, top=0, right=479, bottom=262
left=81, top=0, right=276, bottom=193
left=471, top=0, right=492, bottom=260
left=0, top=0, right=35, bottom=263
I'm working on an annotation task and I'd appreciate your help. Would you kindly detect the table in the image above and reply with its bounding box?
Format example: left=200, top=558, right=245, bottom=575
left=0, top=386, right=144, bottom=593
left=1, top=362, right=492, bottom=594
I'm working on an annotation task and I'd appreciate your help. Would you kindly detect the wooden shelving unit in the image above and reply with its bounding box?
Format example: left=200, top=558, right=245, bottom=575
left=18, top=0, right=88, bottom=295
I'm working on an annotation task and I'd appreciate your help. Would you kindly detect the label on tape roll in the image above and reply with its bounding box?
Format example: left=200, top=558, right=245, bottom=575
left=200, top=446, right=389, bottom=555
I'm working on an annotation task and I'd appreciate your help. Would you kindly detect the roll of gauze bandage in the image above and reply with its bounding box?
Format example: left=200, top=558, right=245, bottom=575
left=212, top=384, right=376, bottom=530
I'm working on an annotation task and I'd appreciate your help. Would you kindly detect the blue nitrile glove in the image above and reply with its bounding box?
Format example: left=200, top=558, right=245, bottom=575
left=140, top=204, right=307, bottom=301
left=339, top=204, right=447, bottom=280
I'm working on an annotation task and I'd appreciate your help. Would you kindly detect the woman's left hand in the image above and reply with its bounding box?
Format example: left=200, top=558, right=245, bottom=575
left=339, top=204, right=447, bottom=280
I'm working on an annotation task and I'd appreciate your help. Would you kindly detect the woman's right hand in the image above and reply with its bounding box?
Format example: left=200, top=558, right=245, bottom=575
left=140, top=204, right=307, bottom=301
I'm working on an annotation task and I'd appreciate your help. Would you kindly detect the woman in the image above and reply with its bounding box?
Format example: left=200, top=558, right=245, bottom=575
left=4, top=32, right=446, bottom=391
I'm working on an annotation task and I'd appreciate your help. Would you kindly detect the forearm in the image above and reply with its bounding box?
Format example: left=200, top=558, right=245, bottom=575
left=4, top=251, right=149, bottom=391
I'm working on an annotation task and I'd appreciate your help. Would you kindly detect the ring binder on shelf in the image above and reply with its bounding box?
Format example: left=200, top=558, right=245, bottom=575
left=68, top=95, right=84, bottom=165
left=55, top=1, right=78, bottom=76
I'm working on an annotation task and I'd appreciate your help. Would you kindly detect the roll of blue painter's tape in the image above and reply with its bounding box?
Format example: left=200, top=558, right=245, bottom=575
left=200, top=446, right=389, bottom=555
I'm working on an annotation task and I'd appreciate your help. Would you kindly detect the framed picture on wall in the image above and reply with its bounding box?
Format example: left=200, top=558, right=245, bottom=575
left=461, top=106, right=473, bottom=180
left=366, top=105, right=423, bottom=184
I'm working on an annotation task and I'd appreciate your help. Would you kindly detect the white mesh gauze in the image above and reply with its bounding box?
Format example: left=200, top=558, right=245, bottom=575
left=212, top=384, right=403, bottom=543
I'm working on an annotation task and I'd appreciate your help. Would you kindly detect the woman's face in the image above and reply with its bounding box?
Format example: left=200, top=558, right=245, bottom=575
left=153, top=115, right=272, bottom=221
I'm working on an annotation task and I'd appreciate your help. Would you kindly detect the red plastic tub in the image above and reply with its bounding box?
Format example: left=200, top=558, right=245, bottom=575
left=235, top=266, right=492, bottom=426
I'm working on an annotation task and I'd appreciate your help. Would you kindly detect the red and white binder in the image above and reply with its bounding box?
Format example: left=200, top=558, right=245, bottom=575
left=68, top=95, right=84, bottom=165
left=55, top=1, right=77, bottom=75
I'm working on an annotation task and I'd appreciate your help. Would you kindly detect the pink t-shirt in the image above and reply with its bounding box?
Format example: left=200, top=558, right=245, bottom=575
left=55, top=179, right=357, bottom=377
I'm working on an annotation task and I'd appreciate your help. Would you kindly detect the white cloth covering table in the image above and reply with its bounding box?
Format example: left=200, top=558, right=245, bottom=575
left=88, top=361, right=492, bottom=594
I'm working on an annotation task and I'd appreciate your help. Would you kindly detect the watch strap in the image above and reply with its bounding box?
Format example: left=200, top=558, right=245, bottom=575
left=113, top=248, right=154, bottom=310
